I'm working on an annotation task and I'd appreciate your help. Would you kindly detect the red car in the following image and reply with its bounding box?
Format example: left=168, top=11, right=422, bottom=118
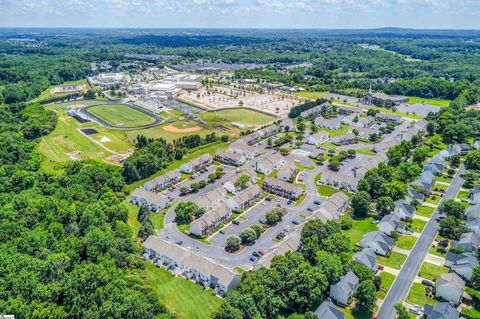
left=189, top=176, right=194, bottom=180
left=257, top=249, right=265, bottom=256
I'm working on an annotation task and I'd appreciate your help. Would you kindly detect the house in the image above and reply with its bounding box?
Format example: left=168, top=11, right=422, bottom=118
left=179, top=153, right=213, bottom=173
left=393, top=200, right=416, bottom=220
left=215, top=151, right=246, bottom=166
left=354, top=248, right=378, bottom=273
left=372, top=139, right=401, bottom=153
left=258, top=124, right=278, bottom=138
left=445, top=251, right=479, bottom=281
left=453, top=143, right=472, bottom=155
left=144, top=169, right=181, bottom=192
left=435, top=273, right=465, bottom=304
left=254, top=231, right=302, bottom=270
left=277, top=161, right=298, bottom=183
left=355, top=127, right=377, bottom=140
left=467, top=204, right=480, bottom=221
left=306, top=131, right=329, bottom=146
left=424, top=155, right=447, bottom=176
left=314, top=300, right=346, bottom=319
left=340, top=113, right=357, bottom=125
left=130, top=188, right=170, bottom=212
left=413, top=171, right=435, bottom=192
left=190, top=204, right=231, bottom=236
left=280, top=118, right=294, bottom=131
left=423, top=302, right=459, bottom=319
left=471, top=186, right=480, bottom=205
left=239, top=132, right=262, bottom=145
left=262, top=177, right=304, bottom=199
left=331, top=133, right=358, bottom=146
left=452, top=232, right=480, bottom=252
left=255, top=153, right=284, bottom=175
left=310, top=192, right=350, bottom=221
left=375, top=113, right=402, bottom=124
left=142, top=236, right=190, bottom=272
left=329, top=270, right=359, bottom=306
left=378, top=214, right=406, bottom=235
left=408, top=186, right=425, bottom=203
left=319, top=171, right=358, bottom=193
left=196, top=186, right=227, bottom=211
left=314, top=116, right=341, bottom=130
left=300, top=102, right=331, bottom=118
left=466, top=216, right=480, bottom=238
left=229, top=142, right=258, bottom=159
left=359, top=231, right=395, bottom=256
left=226, top=184, right=263, bottom=211
left=338, top=106, right=363, bottom=116
left=353, top=116, right=375, bottom=128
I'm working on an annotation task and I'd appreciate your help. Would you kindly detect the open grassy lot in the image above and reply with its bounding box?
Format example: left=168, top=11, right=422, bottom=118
left=294, top=91, right=329, bottom=100
left=200, top=108, right=275, bottom=128
left=377, top=271, right=396, bottom=300
left=396, top=235, right=417, bottom=250
left=317, top=184, right=342, bottom=197
left=409, top=218, right=427, bottom=233
left=143, top=262, right=222, bottom=319
left=342, top=216, right=377, bottom=247
left=377, top=252, right=407, bottom=269
left=406, top=283, right=435, bottom=307
left=359, top=105, right=424, bottom=120
left=418, top=262, right=449, bottom=281
left=356, top=148, right=376, bottom=156
left=416, top=205, right=435, bottom=218
left=406, top=96, right=451, bottom=107
left=322, top=124, right=350, bottom=137
left=125, top=199, right=141, bottom=239
left=126, top=120, right=220, bottom=142
left=88, top=104, right=156, bottom=127
left=462, top=288, right=480, bottom=319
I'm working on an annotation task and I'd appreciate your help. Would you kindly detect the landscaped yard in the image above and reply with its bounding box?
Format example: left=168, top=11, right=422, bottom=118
left=88, top=104, right=156, bottom=127
left=425, top=195, right=442, bottom=205
left=408, top=218, right=427, bottom=233
left=418, top=262, right=449, bottom=281
left=377, top=271, right=396, bottom=300
left=317, top=184, right=342, bottom=197
left=458, top=190, right=470, bottom=200
left=341, top=216, right=378, bottom=247
left=436, top=174, right=453, bottom=183
left=428, top=245, right=447, bottom=258
left=396, top=235, right=417, bottom=250
left=406, top=283, right=435, bottom=307
left=433, top=182, right=448, bottom=192
left=143, top=262, right=222, bottom=319
left=416, top=205, right=435, bottom=218
left=377, top=251, right=407, bottom=269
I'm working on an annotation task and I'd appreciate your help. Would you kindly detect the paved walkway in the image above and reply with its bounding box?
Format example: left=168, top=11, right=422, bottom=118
left=423, top=202, right=438, bottom=208
left=414, top=215, right=430, bottom=222
left=376, top=165, right=465, bottom=319
left=382, top=266, right=400, bottom=276
left=393, top=246, right=412, bottom=256
left=425, top=253, right=445, bottom=266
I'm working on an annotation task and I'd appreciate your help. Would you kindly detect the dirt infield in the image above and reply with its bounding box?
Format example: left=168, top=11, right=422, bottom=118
left=163, top=125, right=202, bottom=133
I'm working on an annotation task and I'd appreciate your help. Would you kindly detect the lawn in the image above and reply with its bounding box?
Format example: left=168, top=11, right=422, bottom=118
left=377, top=252, right=407, bottom=269
left=425, top=195, right=442, bottom=205
left=458, top=190, right=470, bottom=200
left=406, top=96, right=451, bottom=107
left=418, top=262, right=449, bottom=281
left=436, top=174, right=453, bottom=183
left=125, top=200, right=141, bottom=238
left=359, top=105, right=424, bottom=120
left=317, top=184, right=342, bottom=197
left=377, top=271, right=396, bottom=300
left=200, top=108, right=275, bottom=128
left=433, top=182, right=448, bottom=192
left=408, top=218, right=427, bottom=233
left=406, top=283, right=435, bottom=307
left=396, top=235, right=417, bottom=250
left=428, top=245, right=447, bottom=258
left=294, top=91, right=329, bottom=100
left=322, top=124, right=350, bottom=137
left=416, top=205, right=435, bottom=218
left=88, top=104, right=156, bottom=127
left=341, top=216, right=378, bottom=247
left=356, top=148, right=376, bottom=156
left=143, top=262, right=222, bottom=319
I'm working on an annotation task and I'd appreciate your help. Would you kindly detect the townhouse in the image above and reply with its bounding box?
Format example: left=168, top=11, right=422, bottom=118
left=378, top=213, right=405, bottom=235
left=310, top=192, right=350, bottom=221
left=130, top=188, right=170, bottom=212
left=255, top=153, right=284, bottom=175
left=215, top=150, right=246, bottom=166
left=306, top=131, right=329, bottom=146
left=229, top=141, right=258, bottom=159
left=338, top=105, right=363, bottom=116
left=435, top=273, right=465, bottom=305
left=226, top=184, right=263, bottom=211
left=353, top=116, right=375, bottom=128
left=423, top=154, right=447, bottom=175
left=179, top=153, right=213, bottom=173
left=262, top=177, right=304, bottom=200
left=445, top=251, right=479, bottom=281
left=277, top=161, right=298, bottom=183
left=258, top=124, right=279, bottom=138
left=329, top=270, right=359, bottom=306
left=143, top=169, right=181, bottom=192
left=355, top=127, right=377, bottom=140
left=190, top=204, right=231, bottom=236
left=354, top=248, right=378, bottom=273
left=331, top=133, right=358, bottom=146
left=393, top=199, right=416, bottom=220
left=300, top=102, right=331, bottom=118
left=319, top=171, right=358, bottom=193
left=375, top=113, right=402, bottom=124
left=314, top=116, right=341, bottom=130
left=359, top=231, right=395, bottom=256
left=196, top=186, right=227, bottom=211
left=280, top=118, right=294, bottom=131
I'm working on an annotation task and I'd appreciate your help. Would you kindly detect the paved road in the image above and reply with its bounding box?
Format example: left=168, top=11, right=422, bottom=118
left=377, top=165, right=465, bottom=319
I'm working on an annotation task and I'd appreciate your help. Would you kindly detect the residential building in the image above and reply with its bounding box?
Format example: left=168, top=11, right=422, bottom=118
left=130, top=188, right=170, bottom=212
left=319, top=171, right=358, bottom=193
left=179, top=153, right=213, bottom=173
left=378, top=214, right=406, bottom=235
left=314, top=116, right=341, bottom=130
left=340, top=113, right=357, bottom=125
left=375, top=113, right=403, bottom=124
left=226, top=184, right=263, bottom=211
left=229, top=142, right=258, bottom=159
left=314, top=300, right=346, bottom=319
left=354, top=248, right=378, bottom=273
left=359, top=231, right=395, bottom=256
left=423, top=302, right=459, bottom=319
left=300, top=102, right=331, bottom=118
left=408, top=186, right=425, bottom=203
left=453, top=143, right=472, bottom=155
left=424, top=155, right=447, bottom=176
left=413, top=171, right=435, bottom=192
left=143, top=169, right=181, bottom=192
left=253, top=231, right=301, bottom=270
left=471, top=186, right=480, bottom=205
left=310, top=192, right=350, bottom=221
left=262, top=177, right=304, bottom=199
left=329, top=270, right=359, bottom=306
left=474, top=140, right=480, bottom=150
left=452, top=232, right=480, bottom=253
left=215, top=151, right=246, bottom=166
left=277, top=161, right=298, bottom=183
left=190, top=204, right=231, bottom=236
left=445, top=251, right=479, bottom=281
left=372, top=139, right=401, bottom=153
left=255, top=153, right=284, bottom=175
left=353, top=116, right=375, bottom=128
left=258, top=124, right=278, bottom=138
left=196, top=186, right=227, bottom=211
left=393, top=200, right=416, bottom=220
left=239, top=132, right=262, bottom=145
left=338, top=106, right=363, bottom=116
left=142, top=236, right=190, bottom=273
left=331, top=133, right=358, bottom=146
left=280, top=118, right=294, bottom=131
left=435, top=273, right=465, bottom=304
left=355, top=127, right=376, bottom=140
left=306, top=131, right=329, bottom=146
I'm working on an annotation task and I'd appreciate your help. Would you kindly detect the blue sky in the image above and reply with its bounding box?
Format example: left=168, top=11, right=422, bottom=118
left=0, top=0, right=479, bottom=29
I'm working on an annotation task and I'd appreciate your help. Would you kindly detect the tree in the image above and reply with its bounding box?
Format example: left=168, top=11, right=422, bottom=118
left=356, top=280, right=377, bottom=311
left=240, top=228, right=257, bottom=244
left=352, top=128, right=359, bottom=136
left=376, top=196, right=395, bottom=216
left=174, top=201, right=202, bottom=224
left=137, top=204, right=150, bottom=222
left=380, top=180, right=407, bottom=201
left=472, top=266, right=480, bottom=290
left=250, top=224, right=262, bottom=238
left=351, top=191, right=371, bottom=217
left=450, top=154, right=461, bottom=167
left=180, top=186, right=189, bottom=194
left=208, top=173, right=217, bottom=182
left=266, top=208, right=283, bottom=225
left=412, top=146, right=429, bottom=164
left=466, top=150, right=480, bottom=170
left=352, top=263, right=374, bottom=282
left=439, top=216, right=468, bottom=240
left=226, top=235, right=241, bottom=251
left=328, top=158, right=340, bottom=171
left=315, top=251, right=344, bottom=284
left=464, top=170, right=477, bottom=187
left=395, top=304, right=410, bottom=319
left=439, top=199, right=466, bottom=219
left=234, top=175, right=250, bottom=191
left=373, top=276, right=382, bottom=291
left=138, top=217, right=154, bottom=241
left=347, top=149, right=356, bottom=158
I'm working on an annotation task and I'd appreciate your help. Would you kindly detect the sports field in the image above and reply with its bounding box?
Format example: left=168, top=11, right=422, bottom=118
left=88, top=104, right=155, bottom=127
left=201, top=108, right=276, bottom=128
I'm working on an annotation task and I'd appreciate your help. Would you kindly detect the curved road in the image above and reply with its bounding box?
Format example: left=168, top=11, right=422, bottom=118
left=377, top=165, right=466, bottom=319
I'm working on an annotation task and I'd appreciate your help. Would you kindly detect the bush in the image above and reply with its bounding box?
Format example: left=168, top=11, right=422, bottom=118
left=340, top=219, right=353, bottom=230
left=226, top=235, right=241, bottom=251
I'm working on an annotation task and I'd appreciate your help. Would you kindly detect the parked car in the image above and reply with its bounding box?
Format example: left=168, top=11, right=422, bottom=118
left=314, top=200, right=320, bottom=205
left=421, top=279, right=434, bottom=287
left=287, top=200, right=293, bottom=205
left=259, top=218, right=267, bottom=224
left=378, top=264, right=384, bottom=271
left=189, top=176, right=195, bottom=180
left=405, top=229, right=414, bottom=235
left=292, top=219, right=300, bottom=225
left=175, top=240, right=183, bottom=245
left=249, top=256, right=257, bottom=262
left=307, top=207, right=314, bottom=212
left=219, top=230, right=225, bottom=234
left=258, top=249, right=265, bottom=256
left=265, top=197, right=272, bottom=202
left=232, top=220, right=240, bottom=225
left=252, top=251, right=260, bottom=257
left=410, top=305, right=423, bottom=315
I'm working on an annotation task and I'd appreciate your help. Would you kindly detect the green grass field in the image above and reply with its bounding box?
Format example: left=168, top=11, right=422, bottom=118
left=406, top=283, right=435, bottom=307
left=409, top=218, right=427, bottom=233
left=458, top=190, right=470, bottom=200
left=425, top=195, right=441, bottom=205
left=433, top=182, right=448, bottom=192
left=418, top=262, right=448, bottom=281
left=200, top=108, right=275, bottom=128
left=429, top=245, right=447, bottom=258
left=294, top=91, right=329, bottom=100
left=88, top=104, right=155, bottom=127
left=342, top=216, right=378, bottom=247
left=32, top=79, right=89, bottom=103
left=396, top=235, right=417, bottom=250
left=377, top=252, right=407, bottom=269
left=406, top=96, right=451, bottom=107
left=377, top=272, right=396, bottom=300
left=143, top=262, right=222, bottom=319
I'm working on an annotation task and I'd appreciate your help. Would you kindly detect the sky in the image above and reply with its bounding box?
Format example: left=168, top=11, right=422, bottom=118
left=0, top=0, right=479, bottom=29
